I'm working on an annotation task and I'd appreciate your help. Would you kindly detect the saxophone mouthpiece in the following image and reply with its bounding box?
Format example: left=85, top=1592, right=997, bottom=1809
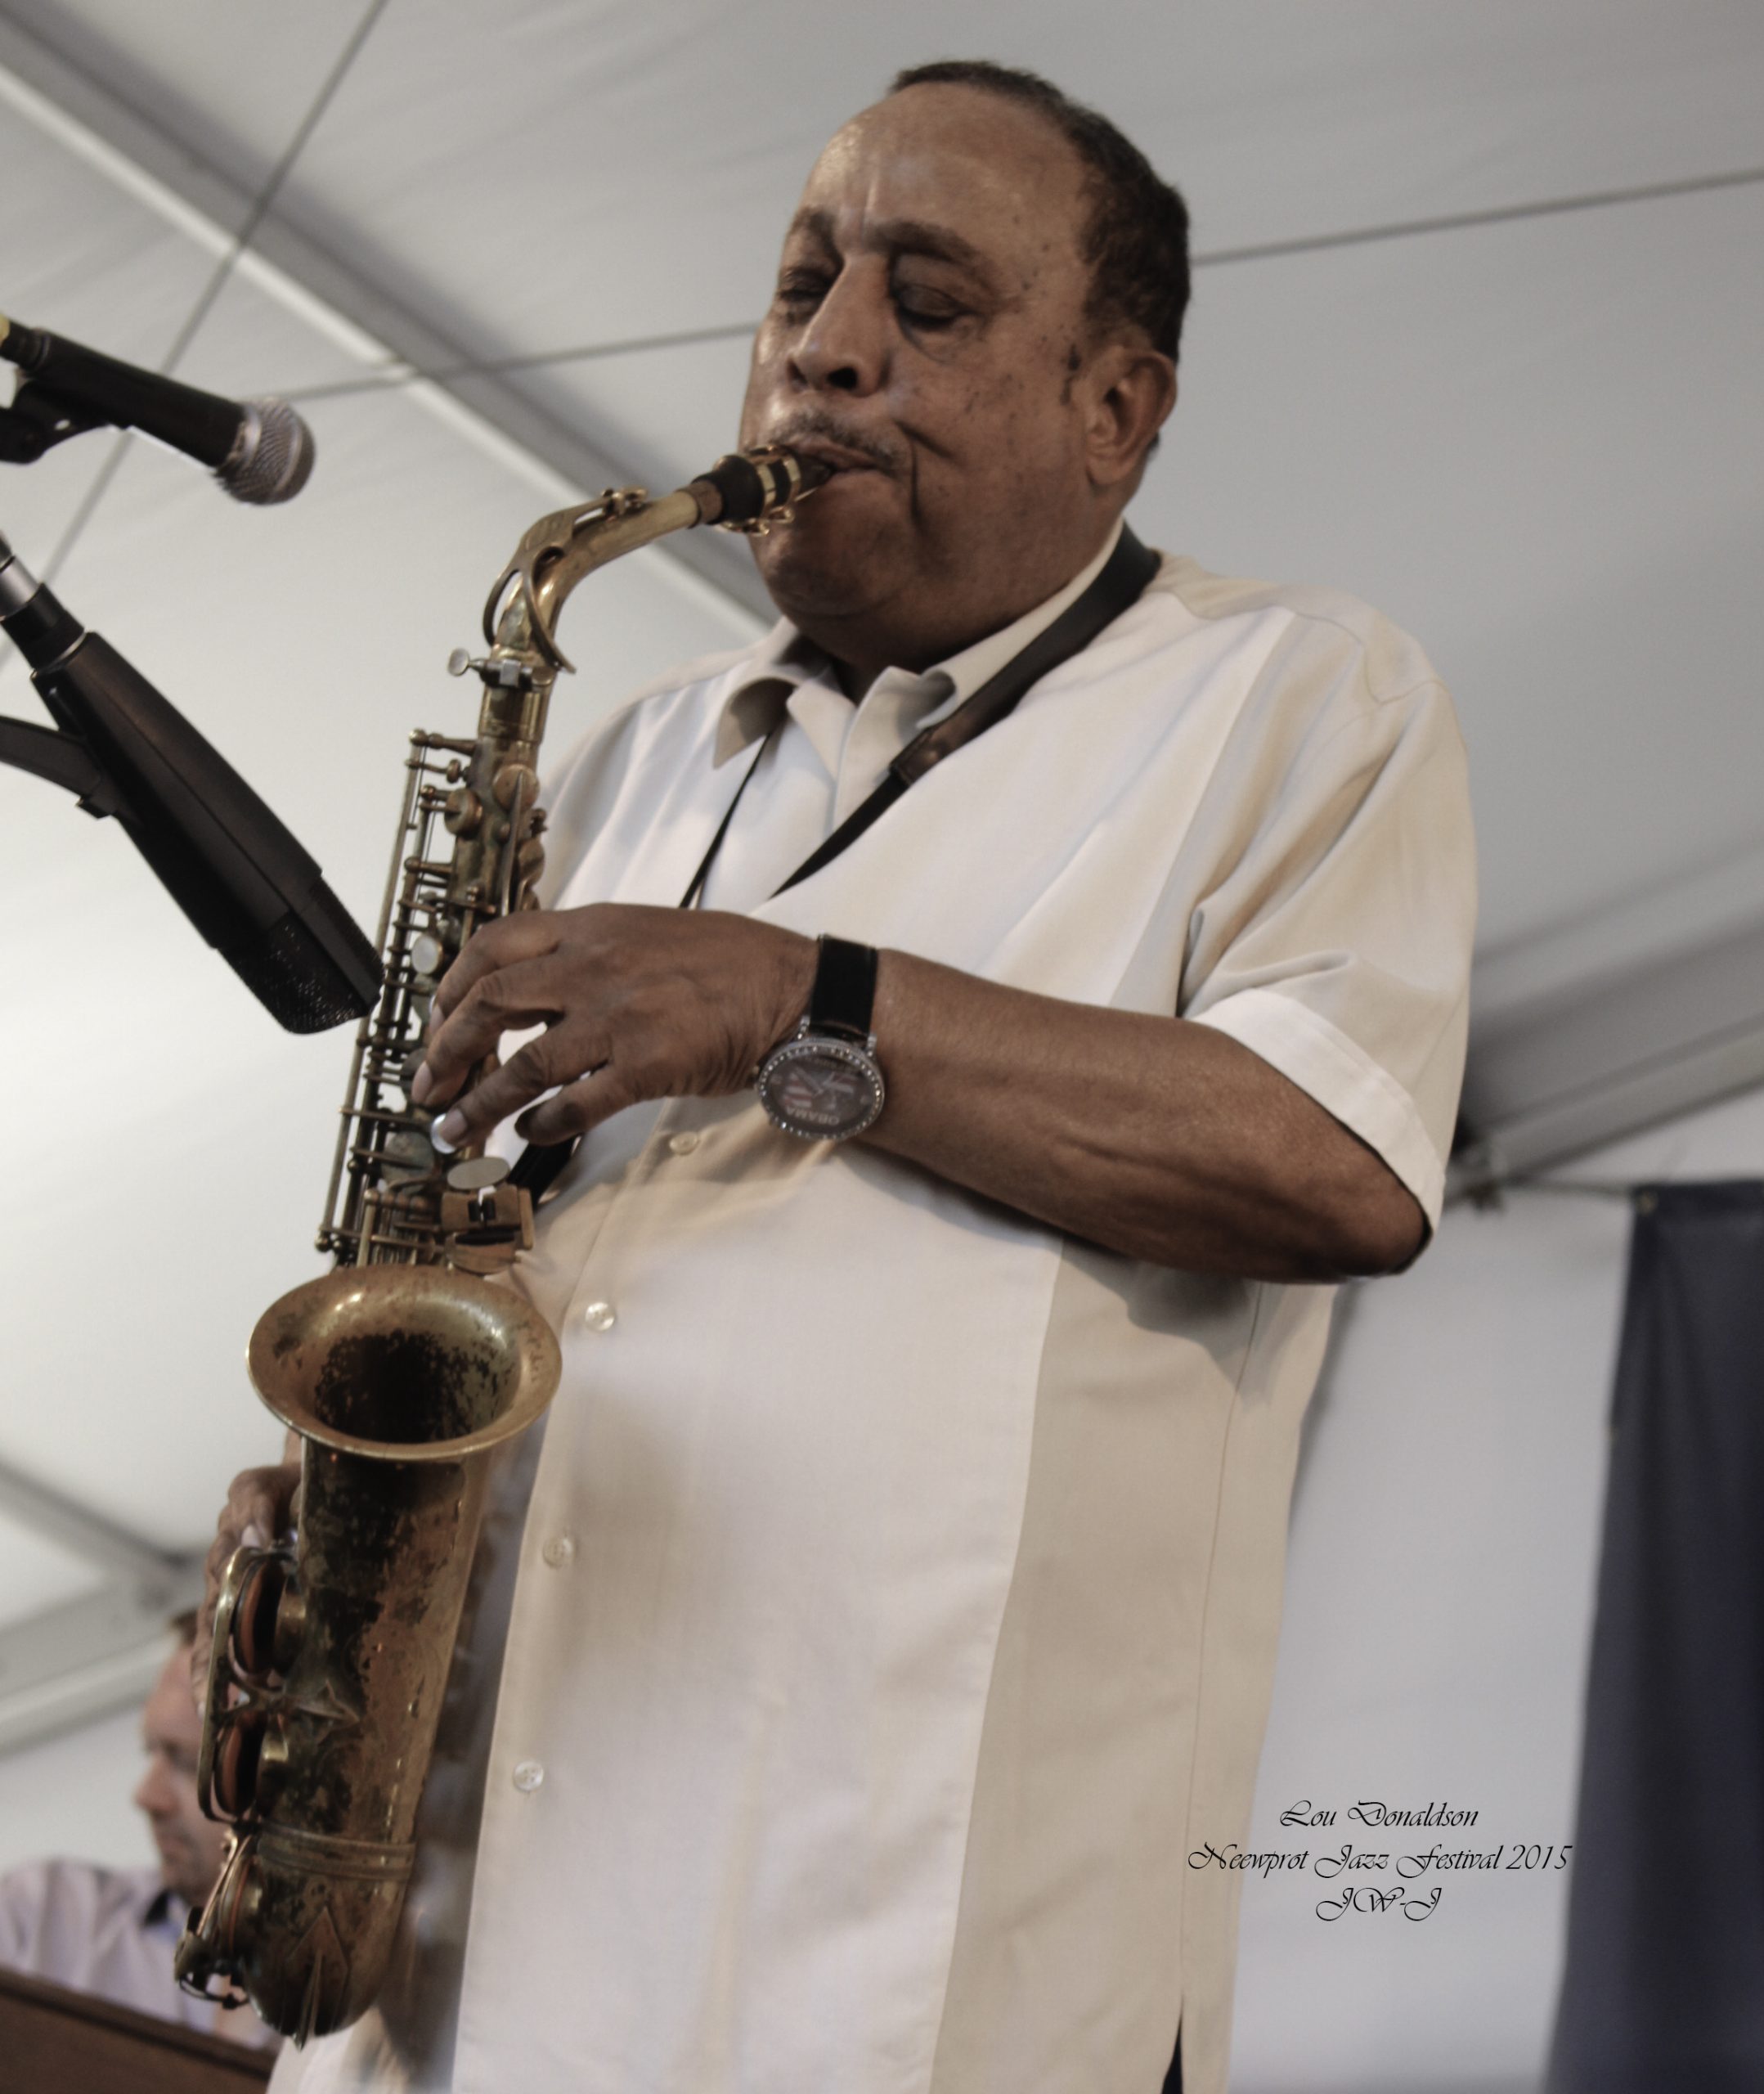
left=788, top=452, right=834, bottom=497
left=689, top=447, right=830, bottom=532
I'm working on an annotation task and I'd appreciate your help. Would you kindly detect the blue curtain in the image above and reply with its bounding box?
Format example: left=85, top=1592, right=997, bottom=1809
left=1549, top=1180, right=1764, bottom=2092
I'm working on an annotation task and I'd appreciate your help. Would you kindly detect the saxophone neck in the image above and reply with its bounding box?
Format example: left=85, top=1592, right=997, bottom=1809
left=482, top=447, right=828, bottom=675
left=484, top=486, right=703, bottom=676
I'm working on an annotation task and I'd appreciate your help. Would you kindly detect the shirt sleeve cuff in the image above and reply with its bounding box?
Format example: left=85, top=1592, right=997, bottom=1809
left=1187, top=986, right=1448, bottom=1229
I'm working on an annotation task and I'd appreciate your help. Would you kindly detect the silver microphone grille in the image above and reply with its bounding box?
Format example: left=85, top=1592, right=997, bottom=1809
left=218, top=397, right=316, bottom=506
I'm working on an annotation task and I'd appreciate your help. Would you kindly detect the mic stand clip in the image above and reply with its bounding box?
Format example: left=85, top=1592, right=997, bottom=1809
left=0, top=379, right=105, bottom=466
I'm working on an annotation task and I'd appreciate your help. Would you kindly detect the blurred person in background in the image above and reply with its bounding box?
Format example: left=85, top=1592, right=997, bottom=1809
left=0, top=1610, right=276, bottom=2049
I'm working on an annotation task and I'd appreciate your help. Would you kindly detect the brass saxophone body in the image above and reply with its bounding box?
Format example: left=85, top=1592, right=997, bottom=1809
left=176, top=447, right=824, bottom=2043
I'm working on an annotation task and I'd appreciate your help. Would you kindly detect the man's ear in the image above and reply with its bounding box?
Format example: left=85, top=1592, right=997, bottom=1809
left=1082, top=340, right=1178, bottom=491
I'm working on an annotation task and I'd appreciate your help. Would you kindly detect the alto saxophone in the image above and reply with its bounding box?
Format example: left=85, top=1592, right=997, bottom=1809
left=177, top=447, right=824, bottom=2043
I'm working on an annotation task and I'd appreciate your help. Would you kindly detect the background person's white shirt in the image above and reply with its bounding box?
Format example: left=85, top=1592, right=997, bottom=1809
left=0, top=1856, right=276, bottom=2047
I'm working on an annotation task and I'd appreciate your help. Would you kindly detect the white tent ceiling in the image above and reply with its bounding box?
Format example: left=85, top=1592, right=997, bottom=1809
left=0, top=0, right=1759, bottom=2025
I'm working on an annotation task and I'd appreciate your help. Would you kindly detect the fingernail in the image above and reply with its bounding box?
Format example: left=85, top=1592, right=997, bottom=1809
left=240, top=1521, right=268, bottom=1550
left=410, top=1063, right=433, bottom=1104
left=437, top=1108, right=467, bottom=1144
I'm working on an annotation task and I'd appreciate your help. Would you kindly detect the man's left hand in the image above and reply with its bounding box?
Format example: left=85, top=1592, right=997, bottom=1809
left=412, top=904, right=816, bottom=1148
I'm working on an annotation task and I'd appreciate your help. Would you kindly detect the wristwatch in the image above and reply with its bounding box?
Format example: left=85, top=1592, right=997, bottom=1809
left=756, top=936, right=886, bottom=1141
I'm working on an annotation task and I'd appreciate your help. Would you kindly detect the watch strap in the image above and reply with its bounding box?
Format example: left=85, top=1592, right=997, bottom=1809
left=808, top=935, right=877, bottom=1043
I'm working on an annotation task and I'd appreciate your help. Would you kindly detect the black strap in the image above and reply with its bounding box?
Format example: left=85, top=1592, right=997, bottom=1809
left=1162, top=2021, right=1183, bottom=2094
left=680, top=524, right=1158, bottom=911
left=808, top=934, right=878, bottom=1042
left=678, top=728, right=775, bottom=912
left=512, top=526, right=1160, bottom=1201
left=774, top=524, right=1158, bottom=896
left=509, top=1122, right=585, bottom=1200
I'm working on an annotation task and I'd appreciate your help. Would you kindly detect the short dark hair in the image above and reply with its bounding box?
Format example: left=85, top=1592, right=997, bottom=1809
left=889, top=61, right=1191, bottom=363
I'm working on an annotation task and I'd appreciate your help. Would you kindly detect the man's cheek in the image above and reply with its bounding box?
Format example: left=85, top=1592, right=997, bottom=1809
left=737, top=346, right=778, bottom=440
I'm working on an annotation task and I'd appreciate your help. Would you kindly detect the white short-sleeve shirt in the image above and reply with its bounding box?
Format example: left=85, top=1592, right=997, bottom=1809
left=275, top=539, right=1474, bottom=2094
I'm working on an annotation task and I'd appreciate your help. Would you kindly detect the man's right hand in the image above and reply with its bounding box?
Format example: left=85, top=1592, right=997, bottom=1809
left=191, top=1462, right=300, bottom=1716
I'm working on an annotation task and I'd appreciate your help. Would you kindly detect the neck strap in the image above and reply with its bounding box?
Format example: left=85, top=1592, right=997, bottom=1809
left=680, top=524, right=1160, bottom=909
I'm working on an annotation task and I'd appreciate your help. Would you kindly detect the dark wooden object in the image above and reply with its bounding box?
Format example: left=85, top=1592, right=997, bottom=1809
left=0, top=1965, right=274, bottom=2092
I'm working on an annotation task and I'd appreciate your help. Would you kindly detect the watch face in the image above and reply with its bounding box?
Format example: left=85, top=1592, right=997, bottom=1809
left=757, top=1038, right=885, bottom=1140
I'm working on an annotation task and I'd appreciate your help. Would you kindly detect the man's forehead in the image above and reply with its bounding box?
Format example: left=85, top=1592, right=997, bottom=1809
left=791, top=88, right=1088, bottom=267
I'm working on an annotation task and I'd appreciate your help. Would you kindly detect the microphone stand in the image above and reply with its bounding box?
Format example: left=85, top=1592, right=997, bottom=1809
left=0, top=380, right=126, bottom=805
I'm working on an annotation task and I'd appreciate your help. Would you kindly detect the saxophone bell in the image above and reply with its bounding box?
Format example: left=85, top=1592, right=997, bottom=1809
left=177, top=1265, right=560, bottom=2041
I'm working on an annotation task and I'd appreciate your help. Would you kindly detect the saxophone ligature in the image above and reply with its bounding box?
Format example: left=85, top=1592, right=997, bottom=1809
left=176, top=446, right=827, bottom=2042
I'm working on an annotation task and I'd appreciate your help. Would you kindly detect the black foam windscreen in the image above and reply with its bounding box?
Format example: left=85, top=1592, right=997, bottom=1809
left=227, top=895, right=380, bottom=1036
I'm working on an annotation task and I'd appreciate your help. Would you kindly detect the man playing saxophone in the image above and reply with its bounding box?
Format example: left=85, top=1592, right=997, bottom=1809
left=207, top=60, right=1474, bottom=2094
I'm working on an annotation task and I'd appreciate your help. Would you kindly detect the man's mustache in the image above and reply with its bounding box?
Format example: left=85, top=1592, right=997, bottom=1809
left=765, top=413, right=904, bottom=475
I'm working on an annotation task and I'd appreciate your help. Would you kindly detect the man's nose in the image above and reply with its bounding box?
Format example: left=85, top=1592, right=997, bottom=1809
left=790, top=266, right=889, bottom=396
left=135, top=1759, right=169, bottom=1815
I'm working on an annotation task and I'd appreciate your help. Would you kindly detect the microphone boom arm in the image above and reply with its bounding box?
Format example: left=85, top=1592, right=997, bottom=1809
left=0, top=712, right=124, bottom=814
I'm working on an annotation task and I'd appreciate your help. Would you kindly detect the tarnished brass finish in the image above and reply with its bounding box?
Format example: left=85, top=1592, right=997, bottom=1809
left=178, top=447, right=825, bottom=2042
left=186, top=1268, right=559, bottom=2040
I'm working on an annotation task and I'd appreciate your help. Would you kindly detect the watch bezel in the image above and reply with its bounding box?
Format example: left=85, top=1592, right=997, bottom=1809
left=756, top=1032, right=886, bottom=1142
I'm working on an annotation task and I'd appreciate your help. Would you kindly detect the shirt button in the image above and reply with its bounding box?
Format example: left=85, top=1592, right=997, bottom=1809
left=667, top=1130, right=701, bottom=1156
left=581, top=1300, right=617, bottom=1332
left=542, top=1534, right=575, bottom=1568
left=513, top=1759, right=545, bottom=1793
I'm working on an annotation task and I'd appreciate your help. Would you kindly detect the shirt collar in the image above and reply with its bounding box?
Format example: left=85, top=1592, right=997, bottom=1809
left=711, top=518, right=1125, bottom=767
left=711, top=624, right=823, bottom=766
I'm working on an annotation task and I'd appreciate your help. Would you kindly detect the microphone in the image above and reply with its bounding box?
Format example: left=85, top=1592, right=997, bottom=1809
left=0, top=535, right=379, bottom=1032
left=0, top=314, right=315, bottom=505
